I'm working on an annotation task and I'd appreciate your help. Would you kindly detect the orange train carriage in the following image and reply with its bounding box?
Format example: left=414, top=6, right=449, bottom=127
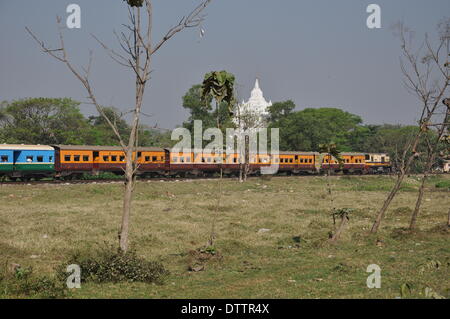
left=53, top=145, right=168, bottom=178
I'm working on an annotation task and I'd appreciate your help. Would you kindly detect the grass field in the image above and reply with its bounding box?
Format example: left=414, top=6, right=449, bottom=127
left=0, top=174, right=449, bottom=298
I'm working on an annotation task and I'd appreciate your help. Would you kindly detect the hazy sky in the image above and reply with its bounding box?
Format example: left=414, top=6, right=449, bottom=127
left=1, top=0, right=449, bottom=129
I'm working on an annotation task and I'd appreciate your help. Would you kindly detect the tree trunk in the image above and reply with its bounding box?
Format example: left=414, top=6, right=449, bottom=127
left=370, top=132, right=422, bottom=234
left=244, top=135, right=249, bottom=181
left=447, top=208, right=450, bottom=228
left=119, top=149, right=134, bottom=252
left=409, top=153, right=435, bottom=230
left=327, top=156, right=334, bottom=211
left=239, top=162, right=243, bottom=182
left=330, top=214, right=348, bottom=242
left=370, top=173, right=405, bottom=233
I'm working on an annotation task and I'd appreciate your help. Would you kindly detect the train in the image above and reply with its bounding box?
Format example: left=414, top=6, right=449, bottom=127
left=0, top=144, right=392, bottom=181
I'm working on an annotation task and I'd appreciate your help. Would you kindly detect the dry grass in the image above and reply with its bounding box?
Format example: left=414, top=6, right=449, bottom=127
left=0, top=175, right=449, bottom=298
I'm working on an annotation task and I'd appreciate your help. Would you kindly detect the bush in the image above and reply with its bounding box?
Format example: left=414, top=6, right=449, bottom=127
left=56, top=245, right=168, bottom=284
left=0, top=266, right=66, bottom=299
left=435, top=180, right=450, bottom=190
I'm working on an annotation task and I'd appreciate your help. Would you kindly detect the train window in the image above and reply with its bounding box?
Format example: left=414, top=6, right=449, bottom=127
left=120, top=156, right=125, bottom=162
left=36, top=156, right=43, bottom=162
left=73, top=155, right=80, bottom=162
left=310, top=159, right=313, bottom=163
left=64, top=155, right=71, bottom=161
left=289, top=159, right=293, bottom=163
left=152, top=156, right=157, bottom=162
left=26, top=156, right=33, bottom=162
left=137, top=152, right=142, bottom=158
left=145, top=156, right=150, bottom=162
left=180, top=157, right=185, bottom=163
left=207, top=158, right=211, bottom=163
left=83, top=155, right=89, bottom=161
left=187, top=157, right=191, bottom=162
left=173, top=157, right=178, bottom=162
left=1, top=156, right=8, bottom=162
left=103, top=156, right=109, bottom=162
left=233, top=157, right=237, bottom=163
left=111, top=156, right=117, bottom=162
left=49, top=156, right=53, bottom=162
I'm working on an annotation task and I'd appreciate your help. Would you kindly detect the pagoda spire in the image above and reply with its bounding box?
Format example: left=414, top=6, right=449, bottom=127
left=254, top=78, right=260, bottom=89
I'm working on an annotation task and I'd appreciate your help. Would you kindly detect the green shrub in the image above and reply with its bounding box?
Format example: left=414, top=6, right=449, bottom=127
left=56, top=245, right=168, bottom=284
left=435, top=180, right=450, bottom=190
left=0, top=266, right=65, bottom=299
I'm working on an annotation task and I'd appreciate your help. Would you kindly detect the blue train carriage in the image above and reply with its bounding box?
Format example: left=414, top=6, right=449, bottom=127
left=0, top=145, right=14, bottom=178
left=0, top=144, right=55, bottom=181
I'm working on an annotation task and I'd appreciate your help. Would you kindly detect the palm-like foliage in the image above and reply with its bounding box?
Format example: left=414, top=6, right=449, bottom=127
left=201, top=71, right=236, bottom=117
left=123, top=0, right=144, bottom=7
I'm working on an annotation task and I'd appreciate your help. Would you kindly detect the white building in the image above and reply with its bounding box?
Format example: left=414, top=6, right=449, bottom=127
left=234, top=78, right=272, bottom=130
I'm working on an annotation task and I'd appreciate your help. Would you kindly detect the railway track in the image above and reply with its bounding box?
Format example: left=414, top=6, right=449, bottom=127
left=0, top=172, right=446, bottom=186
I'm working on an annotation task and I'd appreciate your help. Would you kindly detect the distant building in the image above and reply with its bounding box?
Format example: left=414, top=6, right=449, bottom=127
left=233, top=78, right=272, bottom=131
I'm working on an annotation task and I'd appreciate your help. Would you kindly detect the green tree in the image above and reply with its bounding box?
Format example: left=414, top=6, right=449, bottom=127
left=86, top=107, right=131, bottom=146
left=270, top=108, right=363, bottom=151
left=268, top=100, right=295, bottom=122
left=182, top=83, right=235, bottom=142
left=0, top=98, right=89, bottom=145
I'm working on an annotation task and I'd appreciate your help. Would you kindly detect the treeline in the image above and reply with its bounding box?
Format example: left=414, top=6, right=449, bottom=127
left=0, top=98, right=173, bottom=148
left=0, top=96, right=443, bottom=172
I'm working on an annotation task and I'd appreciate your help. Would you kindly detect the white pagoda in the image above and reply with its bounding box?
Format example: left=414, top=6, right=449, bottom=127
left=234, top=78, right=272, bottom=130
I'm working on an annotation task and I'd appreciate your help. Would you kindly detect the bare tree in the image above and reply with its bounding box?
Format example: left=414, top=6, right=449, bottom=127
left=371, top=20, right=450, bottom=234
left=234, top=102, right=266, bottom=181
left=410, top=99, right=449, bottom=230
left=26, top=0, right=212, bottom=252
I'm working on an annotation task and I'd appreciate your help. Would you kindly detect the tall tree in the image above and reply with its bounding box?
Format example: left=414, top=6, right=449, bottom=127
left=371, top=21, right=449, bottom=234
left=201, top=70, right=236, bottom=246
left=0, top=98, right=89, bottom=145
left=27, top=0, right=213, bottom=252
left=182, top=84, right=234, bottom=141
